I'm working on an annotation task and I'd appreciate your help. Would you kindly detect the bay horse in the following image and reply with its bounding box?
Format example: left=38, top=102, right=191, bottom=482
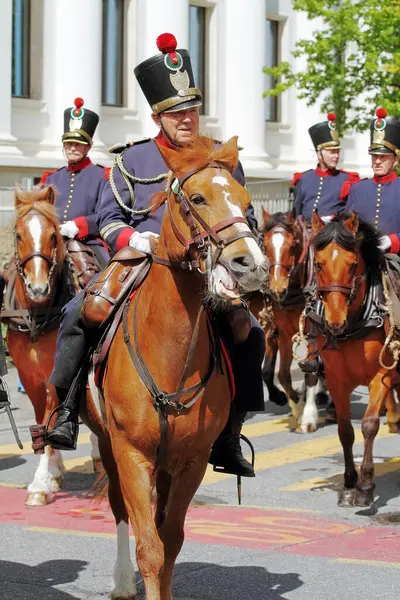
left=86, top=136, right=268, bottom=599
left=261, top=208, right=328, bottom=432
left=310, top=210, right=400, bottom=506
left=2, top=186, right=100, bottom=505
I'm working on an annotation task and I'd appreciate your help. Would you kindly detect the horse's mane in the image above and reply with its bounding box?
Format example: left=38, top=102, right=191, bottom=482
left=261, top=211, right=296, bottom=234
left=14, top=186, right=65, bottom=264
left=313, top=212, right=383, bottom=273
left=151, top=136, right=239, bottom=212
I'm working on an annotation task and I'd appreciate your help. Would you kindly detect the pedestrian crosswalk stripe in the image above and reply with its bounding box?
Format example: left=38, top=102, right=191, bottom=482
left=0, top=432, right=92, bottom=460
left=280, top=457, right=400, bottom=491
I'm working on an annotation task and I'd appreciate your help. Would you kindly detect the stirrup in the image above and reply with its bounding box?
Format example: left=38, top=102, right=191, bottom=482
left=236, top=434, right=255, bottom=506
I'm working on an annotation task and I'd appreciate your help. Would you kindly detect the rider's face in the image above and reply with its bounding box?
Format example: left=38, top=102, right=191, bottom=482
left=318, top=148, right=340, bottom=170
left=152, top=107, right=200, bottom=146
left=63, top=141, right=90, bottom=164
left=371, top=153, right=398, bottom=177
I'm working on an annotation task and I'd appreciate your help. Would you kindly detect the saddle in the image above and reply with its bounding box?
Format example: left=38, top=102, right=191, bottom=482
left=65, top=239, right=103, bottom=290
left=81, top=246, right=151, bottom=329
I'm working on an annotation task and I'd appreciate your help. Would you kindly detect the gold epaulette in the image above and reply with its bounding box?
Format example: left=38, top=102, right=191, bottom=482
left=108, top=138, right=152, bottom=155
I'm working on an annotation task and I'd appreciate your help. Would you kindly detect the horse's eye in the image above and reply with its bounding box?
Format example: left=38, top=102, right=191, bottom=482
left=191, top=195, right=207, bottom=206
left=15, top=233, right=22, bottom=242
left=314, top=262, right=322, bottom=272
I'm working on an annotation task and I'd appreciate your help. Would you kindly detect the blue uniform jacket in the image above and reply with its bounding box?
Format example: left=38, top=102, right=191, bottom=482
left=97, top=138, right=258, bottom=253
left=346, top=172, right=400, bottom=254
left=293, top=168, right=359, bottom=221
left=40, top=158, right=107, bottom=250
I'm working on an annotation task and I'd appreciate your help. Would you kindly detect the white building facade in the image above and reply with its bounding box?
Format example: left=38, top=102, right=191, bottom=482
left=0, top=0, right=372, bottom=190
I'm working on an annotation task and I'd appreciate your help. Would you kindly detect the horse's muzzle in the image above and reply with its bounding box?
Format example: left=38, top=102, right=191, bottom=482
left=228, top=255, right=269, bottom=292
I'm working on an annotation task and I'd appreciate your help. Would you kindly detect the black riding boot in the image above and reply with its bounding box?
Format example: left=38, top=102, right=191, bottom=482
left=46, top=386, right=79, bottom=451
left=209, top=405, right=255, bottom=477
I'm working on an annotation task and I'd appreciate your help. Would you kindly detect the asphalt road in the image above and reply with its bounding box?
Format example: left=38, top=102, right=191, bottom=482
left=1, top=364, right=400, bottom=600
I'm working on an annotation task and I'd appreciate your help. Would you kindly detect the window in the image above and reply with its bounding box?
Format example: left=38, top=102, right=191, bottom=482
left=189, top=5, right=206, bottom=115
left=102, top=0, right=124, bottom=106
left=12, top=0, right=30, bottom=98
left=264, top=19, right=279, bottom=122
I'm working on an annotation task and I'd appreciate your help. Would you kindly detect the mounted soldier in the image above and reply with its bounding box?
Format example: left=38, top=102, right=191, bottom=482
left=40, top=98, right=109, bottom=268
left=293, top=113, right=360, bottom=222
left=346, top=108, right=400, bottom=254
left=46, top=33, right=266, bottom=479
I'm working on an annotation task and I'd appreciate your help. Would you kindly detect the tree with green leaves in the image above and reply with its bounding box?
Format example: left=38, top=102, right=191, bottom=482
left=263, top=0, right=400, bottom=134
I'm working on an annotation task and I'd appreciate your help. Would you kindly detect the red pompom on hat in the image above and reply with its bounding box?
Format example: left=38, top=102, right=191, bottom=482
left=376, top=107, right=387, bottom=119
left=156, top=32, right=179, bottom=65
left=73, top=97, right=84, bottom=116
left=327, top=112, right=336, bottom=122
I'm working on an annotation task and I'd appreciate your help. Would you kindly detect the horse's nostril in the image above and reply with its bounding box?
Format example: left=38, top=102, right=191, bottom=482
left=230, top=255, right=255, bottom=270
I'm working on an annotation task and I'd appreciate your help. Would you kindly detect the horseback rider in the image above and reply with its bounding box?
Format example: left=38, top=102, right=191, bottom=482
left=345, top=108, right=400, bottom=253
left=292, top=115, right=359, bottom=399
left=46, top=33, right=266, bottom=478
left=40, top=98, right=109, bottom=266
left=293, top=113, right=360, bottom=222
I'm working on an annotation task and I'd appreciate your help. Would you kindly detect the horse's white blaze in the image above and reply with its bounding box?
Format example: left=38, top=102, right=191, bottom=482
left=27, top=215, right=42, bottom=253
left=225, top=198, right=266, bottom=267
left=271, top=232, right=285, bottom=281
left=112, top=521, right=136, bottom=599
left=332, top=248, right=339, bottom=261
left=212, top=175, right=229, bottom=187
left=300, top=382, right=319, bottom=433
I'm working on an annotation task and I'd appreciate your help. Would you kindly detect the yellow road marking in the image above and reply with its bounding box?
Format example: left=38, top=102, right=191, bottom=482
left=335, top=558, right=400, bottom=569
left=201, top=426, right=394, bottom=485
left=0, top=432, right=92, bottom=460
left=280, top=457, right=400, bottom=491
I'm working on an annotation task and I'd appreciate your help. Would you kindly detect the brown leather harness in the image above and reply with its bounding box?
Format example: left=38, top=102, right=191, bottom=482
left=121, top=162, right=257, bottom=467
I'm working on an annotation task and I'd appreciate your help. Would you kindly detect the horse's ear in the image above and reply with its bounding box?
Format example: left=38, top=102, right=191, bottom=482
left=217, top=136, right=239, bottom=173
left=312, top=209, right=325, bottom=234
left=343, top=211, right=359, bottom=236
left=45, top=186, right=56, bottom=205
left=262, top=206, right=271, bottom=226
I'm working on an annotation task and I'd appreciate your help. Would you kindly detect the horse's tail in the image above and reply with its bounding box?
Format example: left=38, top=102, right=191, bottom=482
left=87, top=470, right=109, bottom=503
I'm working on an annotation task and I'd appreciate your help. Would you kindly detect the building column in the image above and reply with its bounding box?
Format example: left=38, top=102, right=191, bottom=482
left=136, top=0, right=189, bottom=137
left=218, top=0, right=268, bottom=166
left=40, top=0, right=105, bottom=160
left=0, top=0, right=21, bottom=157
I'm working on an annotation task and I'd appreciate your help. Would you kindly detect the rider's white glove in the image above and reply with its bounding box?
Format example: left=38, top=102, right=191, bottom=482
left=379, top=235, right=391, bottom=252
left=128, top=231, right=160, bottom=254
left=321, top=215, right=333, bottom=224
left=60, top=220, right=80, bottom=239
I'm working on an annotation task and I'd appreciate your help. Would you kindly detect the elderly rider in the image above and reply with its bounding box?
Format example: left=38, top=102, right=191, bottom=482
left=46, top=33, right=266, bottom=478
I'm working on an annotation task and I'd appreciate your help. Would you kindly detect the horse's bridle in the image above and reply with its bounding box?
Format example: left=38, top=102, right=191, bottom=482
left=14, top=226, right=58, bottom=288
left=315, top=254, right=366, bottom=307
left=152, top=162, right=258, bottom=275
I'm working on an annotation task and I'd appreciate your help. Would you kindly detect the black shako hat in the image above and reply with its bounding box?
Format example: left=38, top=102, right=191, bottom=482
left=134, top=32, right=202, bottom=114
left=62, top=98, right=99, bottom=145
left=369, top=108, right=400, bottom=157
left=308, top=113, right=341, bottom=151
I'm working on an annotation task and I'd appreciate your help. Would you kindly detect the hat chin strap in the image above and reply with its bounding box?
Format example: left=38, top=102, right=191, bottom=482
left=159, top=116, right=181, bottom=148
left=318, top=149, right=331, bottom=171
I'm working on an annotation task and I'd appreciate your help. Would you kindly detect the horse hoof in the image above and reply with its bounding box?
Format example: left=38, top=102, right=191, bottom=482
left=354, top=487, right=374, bottom=507
left=92, top=458, right=104, bottom=473
left=387, top=421, right=400, bottom=434
left=338, top=488, right=355, bottom=507
left=299, top=422, right=317, bottom=434
left=49, top=476, right=63, bottom=492
left=25, top=492, right=49, bottom=507
left=315, top=392, right=329, bottom=407
left=269, top=389, right=288, bottom=407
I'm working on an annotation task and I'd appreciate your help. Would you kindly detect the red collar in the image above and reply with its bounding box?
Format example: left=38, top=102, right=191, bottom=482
left=373, top=171, right=398, bottom=184
left=67, top=156, right=92, bottom=172
left=154, top=131, right=176, bottom=150
left=315, top=166, right=337, bottom=177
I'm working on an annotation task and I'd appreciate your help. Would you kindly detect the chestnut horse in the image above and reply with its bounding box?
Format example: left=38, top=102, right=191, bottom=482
left=261, top=209, right=328, bottom=432
left=86, top=136, right=268, bottom=599
left=3, top=187, right=100, bottom=505
left=310, top=211, right=400, bottom=506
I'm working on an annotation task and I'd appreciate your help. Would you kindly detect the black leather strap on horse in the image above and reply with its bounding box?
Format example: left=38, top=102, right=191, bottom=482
left=122, top=287, right=218, bottom=469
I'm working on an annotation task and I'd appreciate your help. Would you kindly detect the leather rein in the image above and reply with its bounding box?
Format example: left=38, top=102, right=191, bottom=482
left=122, top=161, right=255, bottom=468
